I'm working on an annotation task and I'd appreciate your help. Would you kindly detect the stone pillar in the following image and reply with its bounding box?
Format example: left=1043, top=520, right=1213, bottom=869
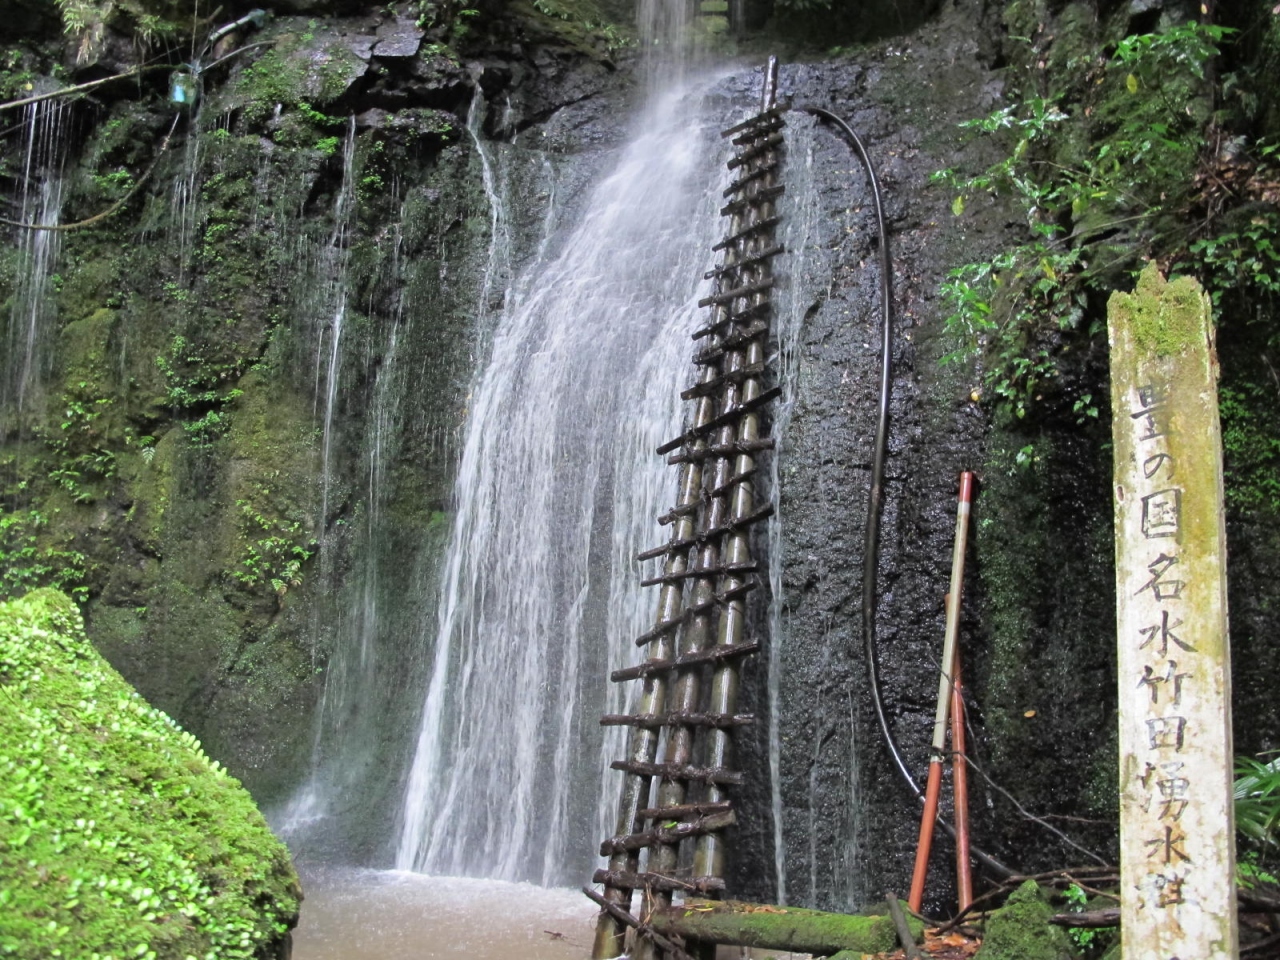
left=1108, top=264, right=1237, bottom=960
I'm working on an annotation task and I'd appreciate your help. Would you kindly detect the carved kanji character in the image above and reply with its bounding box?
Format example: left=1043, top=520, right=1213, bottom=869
left=1146, top=716, right=1187, bottom=751
left=1141, top=488, right=1181, bottom=539
left=1138, top=610, right=1195, bottom=655
left=1136, top=553, right=1186, bottom=601
left=1138, top=660, right=1192, bottom=705
left=1145, top=825, right=1191, bottom=865
left=1131, top=384, right=1169, bottom=442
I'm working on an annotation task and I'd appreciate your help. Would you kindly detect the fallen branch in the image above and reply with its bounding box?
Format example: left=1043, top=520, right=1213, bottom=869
left=886, top=893, right=925, bottom=960
left=0, top=113, right=179, bottom=232
left=580, top=886, right=694, bottom=960
left=1049, top=908, right=1120, bottom=929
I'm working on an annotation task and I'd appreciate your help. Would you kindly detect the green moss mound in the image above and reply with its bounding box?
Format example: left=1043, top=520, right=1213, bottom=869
left=0, top=589, right=300, bottom=960
left=975, top=880, right=1074, bottom=960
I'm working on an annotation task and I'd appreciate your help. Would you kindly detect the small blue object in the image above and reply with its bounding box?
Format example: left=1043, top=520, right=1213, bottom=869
left=169, top=70, right=198, bottom=107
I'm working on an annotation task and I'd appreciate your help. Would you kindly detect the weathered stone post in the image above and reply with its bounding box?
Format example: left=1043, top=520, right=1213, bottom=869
left=1108, top=264, right=1237, bottom=959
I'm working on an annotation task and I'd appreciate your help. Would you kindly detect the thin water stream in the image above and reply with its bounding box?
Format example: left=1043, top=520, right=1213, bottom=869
left=2, top=98, right=68, bottom=425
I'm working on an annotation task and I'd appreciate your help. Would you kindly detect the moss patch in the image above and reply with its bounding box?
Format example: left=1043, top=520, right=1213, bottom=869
left=975, top=880, right=1074, bottom=960
left=0, top=589, right=300, bottom=960
left=1109, top=263, right=1210, bottom=359
left=650, top=898, right=916, bottom=955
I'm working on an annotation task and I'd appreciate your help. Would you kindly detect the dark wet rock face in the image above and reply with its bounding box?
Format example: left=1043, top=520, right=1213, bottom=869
left=731, top=8, right=1025, bottom=910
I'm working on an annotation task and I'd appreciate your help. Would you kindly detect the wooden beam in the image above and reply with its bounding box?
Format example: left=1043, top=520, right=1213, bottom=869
left=646, top=899, right=920, bottom=956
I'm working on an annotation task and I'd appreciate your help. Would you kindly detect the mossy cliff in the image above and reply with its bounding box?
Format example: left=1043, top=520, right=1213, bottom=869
left=0, top=0, right=631, bottom=864
left=0, top=588, right=300, bottom=960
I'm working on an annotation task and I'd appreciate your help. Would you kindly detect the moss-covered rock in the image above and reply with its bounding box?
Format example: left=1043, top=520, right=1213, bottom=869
left=975, top=880, right=1074, bottom=960
left=0, top=588, right=300, bottom=960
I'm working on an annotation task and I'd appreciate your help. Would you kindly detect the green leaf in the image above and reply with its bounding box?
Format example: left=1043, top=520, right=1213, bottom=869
left=952, top=195, right=965, bottom=216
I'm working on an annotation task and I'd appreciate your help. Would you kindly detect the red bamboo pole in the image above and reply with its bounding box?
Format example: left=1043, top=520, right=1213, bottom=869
left=907, top=472, right=974, bottom=914
left=907, top=752, right=944, bottom=912
left=950, top=641, right=972, bottom=911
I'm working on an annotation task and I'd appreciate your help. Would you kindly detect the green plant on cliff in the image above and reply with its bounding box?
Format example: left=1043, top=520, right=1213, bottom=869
left=232, top=481, right=316, bottom=597
left=53, top=0, right=182, bottom=62
left=0, top=510, right=87, bottom=603
left=935, top=20, right=1228, bottom=420
left=0, top=589, right=300, bottom=959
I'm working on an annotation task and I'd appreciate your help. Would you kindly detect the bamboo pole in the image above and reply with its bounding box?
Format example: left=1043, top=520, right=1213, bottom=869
left=692, top=71, right=780, bottom=895
left=592, top=441, right=706, bottom=959
left=908, top=471, right=974, bottom=913
left=950, top=635, right=972, bottom=911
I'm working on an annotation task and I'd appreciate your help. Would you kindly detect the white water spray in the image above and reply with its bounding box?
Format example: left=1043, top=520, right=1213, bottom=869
left=396, top=76, right=732, bottom=885
left=3, top=98, right=69, bottom=419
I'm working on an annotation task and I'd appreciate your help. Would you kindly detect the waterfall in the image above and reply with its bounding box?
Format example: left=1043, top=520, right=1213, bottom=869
left=3, top=98, right=69, bottom=424
left=271, top=118, right=361, bottom=842
left=766, top=110, right=819, bottom=905
left=316, top=118, right=358, bottom=527
left=396, top=75, right=733, bottom=885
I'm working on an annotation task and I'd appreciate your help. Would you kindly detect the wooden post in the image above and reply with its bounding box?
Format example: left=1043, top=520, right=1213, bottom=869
left=1108, top=264, right=1237, bottom=960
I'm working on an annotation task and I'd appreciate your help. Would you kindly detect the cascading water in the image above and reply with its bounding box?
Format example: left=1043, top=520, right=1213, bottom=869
left=272, top=118, right=362, bottom=840
left=765, top=111, right=820, bottom=905
left=316, top=118, right=358, bottom=527
left=396, top=75, right=734, bottom=886
left=2, top=98, right=69, bottom=424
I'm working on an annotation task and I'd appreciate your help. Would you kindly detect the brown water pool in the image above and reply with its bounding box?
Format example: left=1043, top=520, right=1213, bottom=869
left=291, top=868, right=596, bottom=960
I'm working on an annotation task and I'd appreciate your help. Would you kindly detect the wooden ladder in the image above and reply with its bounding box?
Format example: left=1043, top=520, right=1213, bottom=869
left=589, top=97, right=787, bottom=960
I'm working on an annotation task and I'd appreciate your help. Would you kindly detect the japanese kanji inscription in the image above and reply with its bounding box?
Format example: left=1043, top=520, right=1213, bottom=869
left=1109, top=264, right=1237, bottom=959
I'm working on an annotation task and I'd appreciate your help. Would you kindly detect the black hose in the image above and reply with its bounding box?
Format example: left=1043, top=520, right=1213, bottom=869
left=793, top=104, right=1014, bottom=881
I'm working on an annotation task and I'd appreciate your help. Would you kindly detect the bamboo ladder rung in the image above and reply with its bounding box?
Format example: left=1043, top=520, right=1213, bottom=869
left=680, top=363, right=766, bottom=400
left=636, top=537, right=700, bottom=562
left=698, top=277, right=775, bottom=308
left=610, top=640, right=762, bottom=682
left=592, top=869, right=728, bottom=895
left=719, top=189, right=786, bottom=218
left=599, top=712, right=755, bottom=729
left=599, top=810, right=737, bottom=855
left=713, top=215, right=783, bottom=251
left=666, top=437, right=775, bottom=465
left=703, top=242, right=785, bottom=278
left=608, top=759, right=745, bottom=786
left=710, top=466, right=757, bottom=498
left=691, top=302, right=771, bottom=341
left=636, top=800, right=735, bottom=819
left=639, top=562, right=759, bottom=588
left=727, top=132, right=785, bottom=169
left=656, top=500, right=702, bottom=525
left=720, top=104, right=788, bottom=138
left=729, top=116, right=786, bottom=144
left=691, top=321, right=772, bottom=366
left=630, top=582, right=759, bottom=648
left=656, top=385, right=783, bottom=454
left=722, top=162, right=779, bottom=198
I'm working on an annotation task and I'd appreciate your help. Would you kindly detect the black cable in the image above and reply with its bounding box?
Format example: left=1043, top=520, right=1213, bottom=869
left=792, top=104, right=1014, bottom=880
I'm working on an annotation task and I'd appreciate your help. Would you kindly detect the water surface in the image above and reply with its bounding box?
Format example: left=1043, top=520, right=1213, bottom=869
left=292, top=868, right=595, bottom=960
